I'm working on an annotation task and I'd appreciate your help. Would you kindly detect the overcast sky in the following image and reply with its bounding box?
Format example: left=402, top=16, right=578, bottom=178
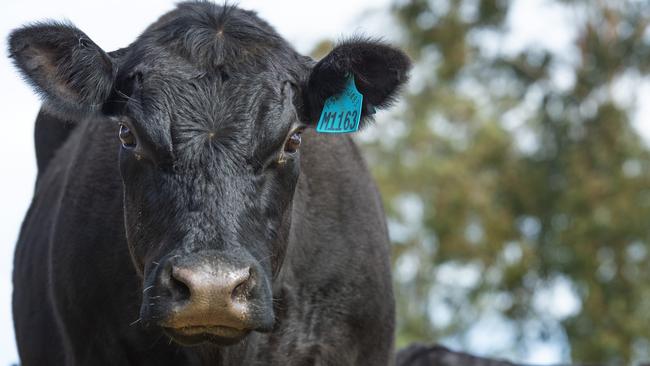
left=1, top=1, right=648, bottom=365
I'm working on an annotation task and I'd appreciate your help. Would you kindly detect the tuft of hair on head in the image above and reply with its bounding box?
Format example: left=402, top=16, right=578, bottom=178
left=145, top=1, right=290, bottom=74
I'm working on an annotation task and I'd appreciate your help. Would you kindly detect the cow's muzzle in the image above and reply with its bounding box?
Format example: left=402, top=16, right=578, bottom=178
left=140, top=252, right=274, bottom=346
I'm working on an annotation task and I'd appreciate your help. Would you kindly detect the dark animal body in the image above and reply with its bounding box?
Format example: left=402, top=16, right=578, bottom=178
left=9, top=2, right=410, bottom=365
left=396, top=344, right=517, bottom=366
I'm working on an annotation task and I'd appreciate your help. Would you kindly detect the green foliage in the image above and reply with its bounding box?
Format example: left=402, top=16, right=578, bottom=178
left=360, top=0, right=650, bottom=364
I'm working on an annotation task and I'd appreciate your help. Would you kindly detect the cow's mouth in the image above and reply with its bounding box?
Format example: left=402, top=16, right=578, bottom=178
left=163, top=325, right=249, bottom=346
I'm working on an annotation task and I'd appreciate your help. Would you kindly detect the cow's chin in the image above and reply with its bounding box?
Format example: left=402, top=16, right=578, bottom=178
left=163, top=325, right=250, bottom=346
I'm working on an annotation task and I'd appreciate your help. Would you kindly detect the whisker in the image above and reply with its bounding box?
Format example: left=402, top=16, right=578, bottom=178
left=143, top=285, right=154, bottom=293
left=129, top=318, right=142, bottom=326
left=116, top=89, right=138, bottom=103
left=147, top=333, right=166, bottom=350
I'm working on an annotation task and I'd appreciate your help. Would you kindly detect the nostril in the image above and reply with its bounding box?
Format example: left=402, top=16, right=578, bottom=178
left=231, top=267, right=252, bottom=302
left=169, top=268, right=191, bottom=302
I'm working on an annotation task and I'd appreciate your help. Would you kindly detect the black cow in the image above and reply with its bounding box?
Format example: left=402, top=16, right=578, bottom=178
left=396, top=344, right=518, bottom=366
left=9, top=2, right=410, bottom=365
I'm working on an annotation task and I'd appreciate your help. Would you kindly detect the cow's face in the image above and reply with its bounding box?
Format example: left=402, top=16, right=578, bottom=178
left=9, top=2, right=410, bottom=346
left=113, top=71, right=301, bottom=345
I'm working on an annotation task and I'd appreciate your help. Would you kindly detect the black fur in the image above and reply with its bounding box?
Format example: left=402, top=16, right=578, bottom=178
left=306, top=37, right=412, bottom=127
left=8, top=21, right=115, bottom=120
left=396, top=344, right=517, bottom=366
left=10, top=2, right=411, bottom=365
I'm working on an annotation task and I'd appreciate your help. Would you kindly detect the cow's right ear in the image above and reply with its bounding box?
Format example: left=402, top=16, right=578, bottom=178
left=8, top=22, right=115, bottom=118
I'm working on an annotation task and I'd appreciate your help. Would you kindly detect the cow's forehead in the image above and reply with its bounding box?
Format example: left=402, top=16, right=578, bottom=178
left=114, top=2, right=307, bottom=162
left=128, top=2, right=307, bottom=78
left=124, top=75, right=283, bottom=161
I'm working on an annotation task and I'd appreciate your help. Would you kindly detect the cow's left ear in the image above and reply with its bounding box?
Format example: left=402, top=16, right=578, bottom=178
left=303, top=38, right=411, bottom=129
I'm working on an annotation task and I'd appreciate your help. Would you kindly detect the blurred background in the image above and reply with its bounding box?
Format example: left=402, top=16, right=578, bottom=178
left=2, top=0, right=650, bottom=365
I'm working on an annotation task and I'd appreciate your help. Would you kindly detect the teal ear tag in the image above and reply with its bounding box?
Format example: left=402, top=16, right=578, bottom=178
left=316, top=75, right=363, bottom=133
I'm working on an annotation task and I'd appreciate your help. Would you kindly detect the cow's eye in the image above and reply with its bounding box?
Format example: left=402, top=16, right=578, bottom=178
left=284, top=131, right=301, bottom=154
left=119, top=124, right=137, bottom=149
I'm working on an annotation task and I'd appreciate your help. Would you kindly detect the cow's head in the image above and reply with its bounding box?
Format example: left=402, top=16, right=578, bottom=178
left=9, top=2, right=410, bottom=346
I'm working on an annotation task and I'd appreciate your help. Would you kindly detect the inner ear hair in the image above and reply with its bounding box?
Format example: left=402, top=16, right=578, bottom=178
left=9, top=21, right=116, bottom=120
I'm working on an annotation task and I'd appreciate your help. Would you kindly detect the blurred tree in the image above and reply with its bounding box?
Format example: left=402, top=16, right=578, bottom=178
left=355, top=0, right=650, bottom=364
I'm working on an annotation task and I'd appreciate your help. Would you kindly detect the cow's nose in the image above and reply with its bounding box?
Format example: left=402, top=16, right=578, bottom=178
left=160, top=262, right=254, bottom=331
left=170, top=265, right=251, bottom=304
